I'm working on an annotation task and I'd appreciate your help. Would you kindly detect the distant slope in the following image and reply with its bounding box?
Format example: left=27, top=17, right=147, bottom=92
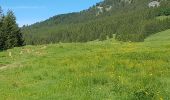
left=24, top=0, right=143, bottom=27
left=22, top=0, right=170, bottom=45
left=145, top=29, right=170, bottom=42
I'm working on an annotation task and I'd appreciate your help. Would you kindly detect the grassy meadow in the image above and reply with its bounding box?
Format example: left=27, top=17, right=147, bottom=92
left=0, top=30, right=170, bottom=100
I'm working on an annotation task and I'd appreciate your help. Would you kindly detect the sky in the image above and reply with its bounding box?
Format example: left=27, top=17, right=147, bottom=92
left=0, top=0, right=102, bottom=27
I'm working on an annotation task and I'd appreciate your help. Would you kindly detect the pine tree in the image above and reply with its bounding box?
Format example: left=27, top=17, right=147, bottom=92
left=16, top=28, right=25, bottom=46
left=0, top=9, right=24, bottom=50
left=0, top=7, right=4, bottom=50
left=99, top=32, right=107, bottom=41
left=2, top=11, right=17, bottom=49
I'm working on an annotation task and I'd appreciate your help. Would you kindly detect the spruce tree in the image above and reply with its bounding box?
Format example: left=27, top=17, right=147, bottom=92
left=0, top=7, right=4, bottom=50
left=2, top=11, right=17, bottom=49
left=16, top=28, right=25, bottom=46
left=0, top=9, right=24, bottom=50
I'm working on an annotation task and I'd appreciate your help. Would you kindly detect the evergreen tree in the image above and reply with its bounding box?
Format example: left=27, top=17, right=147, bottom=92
left=0, top=9, right=24, bottom=50
left=16, top=28, right=25, bottom=46
left=99, top=32, right=107, bottom=41
left=2, top=11, right=18, bottom=49
left=0, top=7, right=4, bottom=50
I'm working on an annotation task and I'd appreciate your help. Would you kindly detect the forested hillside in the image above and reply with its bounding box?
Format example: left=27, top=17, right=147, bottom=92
left=22, top=0, right=170, bottom=45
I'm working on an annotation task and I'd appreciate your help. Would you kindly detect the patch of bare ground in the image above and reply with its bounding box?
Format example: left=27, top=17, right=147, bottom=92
left=0, top=63, right=22, bottom=70
left=0, top=64, right=6, bottom=68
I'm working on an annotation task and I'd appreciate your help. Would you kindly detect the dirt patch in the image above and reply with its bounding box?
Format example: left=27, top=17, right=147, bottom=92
left=0, top=63, right=22, bottom=70
left=0, top=64, right=6, bottom=68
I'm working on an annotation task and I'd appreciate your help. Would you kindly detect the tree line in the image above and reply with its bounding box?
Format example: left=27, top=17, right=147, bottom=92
left=0, top=7, right=24, bottom=50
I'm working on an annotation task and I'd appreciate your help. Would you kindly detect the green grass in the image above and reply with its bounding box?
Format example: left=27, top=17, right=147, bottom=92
left=0, top=30, right=170, bottom=100
left=156, top=16, right=170, bottom=20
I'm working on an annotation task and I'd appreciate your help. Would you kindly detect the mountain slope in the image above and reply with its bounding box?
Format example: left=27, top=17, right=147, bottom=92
left=22, top=0, right=170, bottom=45
left=145, top=29, right=170, bottom=42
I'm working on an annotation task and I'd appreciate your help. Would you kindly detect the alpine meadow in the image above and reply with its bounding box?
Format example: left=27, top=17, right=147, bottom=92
left=0, top=0, right=170, bottom=100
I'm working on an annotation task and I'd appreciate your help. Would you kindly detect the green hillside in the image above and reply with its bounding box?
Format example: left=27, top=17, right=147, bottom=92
left=145, top=29, right=170, bottom=42
left=22, top=0, right=170, bottom=45
left=0, top=30, right=170, bottom=100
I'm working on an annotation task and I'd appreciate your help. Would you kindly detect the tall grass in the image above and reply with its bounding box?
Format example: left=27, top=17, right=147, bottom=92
left=0, top=30, right=170, bottom=100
